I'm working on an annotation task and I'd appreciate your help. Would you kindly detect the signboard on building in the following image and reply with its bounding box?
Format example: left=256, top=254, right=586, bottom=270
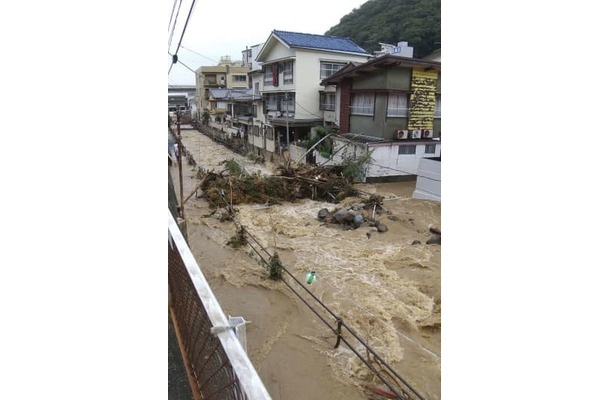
left=272, top=63, right=279, bottom=86
left=408, top=69, right=437, bottom=131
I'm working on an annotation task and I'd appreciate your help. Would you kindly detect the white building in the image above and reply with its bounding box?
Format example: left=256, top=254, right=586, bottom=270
left=247, top=30, right=371, bottom=160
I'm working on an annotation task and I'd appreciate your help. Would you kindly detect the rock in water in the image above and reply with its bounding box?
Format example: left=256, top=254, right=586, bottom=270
left=344, top=210, right=356, bottom=223
left=318, top=208, right=329, bottom=220
left=429, top=226, right=441, bottom=235
left=353, top=214, right=364, bottom=228
left=426, top=236, right=441, bottom=245
left=412, top=240, right=421, bottom=245
left=333, top=208, right=350, bottom=223
left=377, top=223, right=388, bottom=233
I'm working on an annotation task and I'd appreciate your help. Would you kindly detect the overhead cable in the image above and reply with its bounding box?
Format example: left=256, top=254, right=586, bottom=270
left=168, top=0, right=198, bottom=76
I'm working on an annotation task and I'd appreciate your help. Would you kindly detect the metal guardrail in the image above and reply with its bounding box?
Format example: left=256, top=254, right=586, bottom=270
left=168, top=209, right=271, bottom=400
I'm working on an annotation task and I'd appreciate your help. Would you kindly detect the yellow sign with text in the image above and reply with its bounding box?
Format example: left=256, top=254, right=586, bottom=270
left=408, top=69, right=437, bottom=130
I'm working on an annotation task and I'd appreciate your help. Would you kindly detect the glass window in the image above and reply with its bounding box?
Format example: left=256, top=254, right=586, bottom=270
left=399, top=145, right=416, bottom=155
left=280, top=92, right=295, bottom=113
left=387, top=93, right=408, bottom=117
left=350, top=93, right=375, bottom=116
left=320, top=62, right=347, bottom=79
left=264, top=66, right=273, bottom=86
left=283, top=61, right=293, bottom=84
left=425, top=144, right=436, bottom=154
left=319, top=93, right=336, bottom=111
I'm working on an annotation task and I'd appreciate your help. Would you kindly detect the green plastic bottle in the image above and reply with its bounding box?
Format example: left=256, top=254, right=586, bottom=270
left=306, top=271, right=316, bottom=284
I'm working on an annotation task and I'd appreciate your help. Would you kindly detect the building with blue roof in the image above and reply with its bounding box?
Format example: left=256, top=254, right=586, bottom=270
left=241, top=30, right=371, bottom=161
left=270, top=30, right=369, bottom=56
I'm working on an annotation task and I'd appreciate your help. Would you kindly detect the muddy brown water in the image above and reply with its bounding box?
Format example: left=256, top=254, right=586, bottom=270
left=170, top=129, right=441, bottom=399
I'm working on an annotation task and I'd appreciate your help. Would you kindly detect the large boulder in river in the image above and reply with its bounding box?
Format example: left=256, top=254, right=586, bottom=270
left=333, top=208, right=350, bottom=223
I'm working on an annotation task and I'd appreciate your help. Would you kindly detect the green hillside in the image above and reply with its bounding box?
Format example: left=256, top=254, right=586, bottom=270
left=325, top=0, right=440, bottom=58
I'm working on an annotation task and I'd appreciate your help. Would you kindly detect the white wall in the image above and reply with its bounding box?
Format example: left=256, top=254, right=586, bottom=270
left=250, top=134, right=264, bottom=149
left=264, top=42, right=295, bottom=63
left=266, top=137, right=275, bottom=153
left=367, top=142, right=441, bottom=178
left=412, top=158, right=441, bottom=201
left=322, top=137, right=441, bottom=180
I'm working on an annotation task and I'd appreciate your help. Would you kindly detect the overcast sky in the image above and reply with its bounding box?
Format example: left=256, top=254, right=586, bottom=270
left=167, top=0, right=369, bottom=86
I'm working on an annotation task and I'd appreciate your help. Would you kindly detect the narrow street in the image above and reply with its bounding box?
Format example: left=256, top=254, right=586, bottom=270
left=169, top=126, right=441, bottom=400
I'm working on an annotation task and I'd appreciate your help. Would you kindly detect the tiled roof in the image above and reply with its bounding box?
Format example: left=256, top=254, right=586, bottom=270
left=208, top=88, right=253, bottom=100
left=273, top=30, right=369, bottom=55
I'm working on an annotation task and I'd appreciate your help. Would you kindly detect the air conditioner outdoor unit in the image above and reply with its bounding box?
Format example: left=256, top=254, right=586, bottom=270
left=394, top=129, right=408, bottom=140
left=268, top=111, right=281, bottom=118
left=410, top=130, right=422, bottom=139
left=422, top=129, right=434, bottom=139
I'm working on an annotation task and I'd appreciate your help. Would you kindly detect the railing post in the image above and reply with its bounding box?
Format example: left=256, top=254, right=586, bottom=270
left=334, top=318, right=343, bottom=349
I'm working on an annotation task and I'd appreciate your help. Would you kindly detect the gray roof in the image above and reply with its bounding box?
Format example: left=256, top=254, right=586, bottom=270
left=208, top=88, right=254, bottom=101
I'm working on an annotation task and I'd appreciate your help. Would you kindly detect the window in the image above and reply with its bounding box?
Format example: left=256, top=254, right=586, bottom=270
left=320, top=62, right=346, bottom=79
left=233, top=75, right=247, bottom=82
left=425, top=144, right=436, bottom=154
left=434, top=94, right=441, bottom=118
left=264, top=66, right=273, bottom=86
left=205, top=75, right=217, bottom=85
left=280, top=92, right=295, bottom=113
left=350, top=93, right=374, bottom=116
left=263, top=93, right=294, bottom=113
left=319, top=93, right=336, bottom=111
left=387, top=93, right=408, bottom=117
left=283, top=61, right=293, bottom=84
left=263, top=93, right=277, bottom=111
left=254, top=82, right=260, bottom=95
left=252, top=104, right=257, bottom=118
left=399, top=145, right=416, bottom=155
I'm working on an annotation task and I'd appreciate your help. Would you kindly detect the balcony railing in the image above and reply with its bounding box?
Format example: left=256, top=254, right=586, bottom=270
left=168, top=210, right=271, bottom=400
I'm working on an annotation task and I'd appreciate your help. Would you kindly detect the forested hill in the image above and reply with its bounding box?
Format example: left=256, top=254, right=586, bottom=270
left=325, top=0, right=440, bottom=58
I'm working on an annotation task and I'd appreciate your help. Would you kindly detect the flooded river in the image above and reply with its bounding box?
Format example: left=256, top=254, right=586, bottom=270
left=170, top=128, right=441, bottom=399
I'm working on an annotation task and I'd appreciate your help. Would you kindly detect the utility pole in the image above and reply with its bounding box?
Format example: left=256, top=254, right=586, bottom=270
left=285, top=91, right=290, bottom=159
left=177, top=110, right=185, bottom=221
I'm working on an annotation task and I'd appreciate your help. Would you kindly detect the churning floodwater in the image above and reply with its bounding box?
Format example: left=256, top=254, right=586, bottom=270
left=171, top=128, right=441, bottom=399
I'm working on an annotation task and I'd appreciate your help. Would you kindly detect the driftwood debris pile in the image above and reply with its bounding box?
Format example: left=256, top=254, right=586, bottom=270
left=196, top=161, right=359, bottom=208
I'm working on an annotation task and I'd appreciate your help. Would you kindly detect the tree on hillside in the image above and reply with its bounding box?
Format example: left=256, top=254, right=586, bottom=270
left=325, top=0, right=440, bottom=58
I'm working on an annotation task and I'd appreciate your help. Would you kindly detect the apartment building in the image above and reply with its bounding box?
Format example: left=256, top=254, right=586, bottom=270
left=195, top=56, right=250, bottom=120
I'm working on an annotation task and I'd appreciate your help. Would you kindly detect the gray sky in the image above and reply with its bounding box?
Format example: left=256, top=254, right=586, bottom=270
left=167, top=0, right=368, bottom=86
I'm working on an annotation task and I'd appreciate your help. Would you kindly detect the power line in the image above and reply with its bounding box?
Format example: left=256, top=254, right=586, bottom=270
left=168, top=0, right=198, bottom=76
left=168, top=52, right=196, bottom=73
left=167, top=0, right=183, bottom=50
left=168, top=0, right=179, bottom=31
left=180, top=45, right=218, bottom=65
left=173, top=0, right=197, bottom=53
